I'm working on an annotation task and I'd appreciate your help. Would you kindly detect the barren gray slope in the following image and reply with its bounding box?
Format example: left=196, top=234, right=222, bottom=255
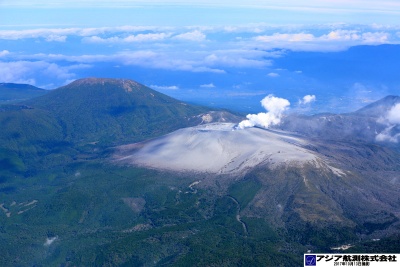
left=114, top=123, right=327, bottom=174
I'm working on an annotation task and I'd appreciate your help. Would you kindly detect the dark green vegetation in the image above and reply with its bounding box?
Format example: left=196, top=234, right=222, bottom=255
left=0, top=83, right=48, bottom=104
left=2, top=160, right=398, bottom=266
left=0, top=78, right=210, bottom=170
left=24, top=78, right=209, bottom=146
left=0, top=163, right=302, bottom=266
left=1, top=79, right=400, bottom=266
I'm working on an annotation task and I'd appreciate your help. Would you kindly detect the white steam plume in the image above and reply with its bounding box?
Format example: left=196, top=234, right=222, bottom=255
left=299, top=94, right=316, bottom=105
left=237, top=94, right=290, bottom=129
left=384, top=103, right=400, bottom=124
left=376, top=103, right=400, bottom=143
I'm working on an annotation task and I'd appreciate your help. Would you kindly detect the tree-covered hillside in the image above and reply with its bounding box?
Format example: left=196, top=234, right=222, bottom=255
left=0, top=83, right=48, bottom=104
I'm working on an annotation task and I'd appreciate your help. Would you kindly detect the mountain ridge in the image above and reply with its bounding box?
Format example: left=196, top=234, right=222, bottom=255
left=278, top=95, right=400, bottom=144
left=354, top=95, right=400, bottom=117
left=24, top=77, right=212, bottom=145
left=1, top=80, right=400, bottom=266
left=0, top=78, right=239, bottom=171
left=0, top=82, right=47, bottom=103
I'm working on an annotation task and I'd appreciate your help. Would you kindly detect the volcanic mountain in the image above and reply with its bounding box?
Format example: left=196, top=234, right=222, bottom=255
left=1, top=80, right=400, bottom=266
left=25, top=78, right=216, bottom=145
left=113, top=95, right=400, bottom=238
left=0, top=78, right=238, bottom=170
left=115, top=123, right=321, bottom=174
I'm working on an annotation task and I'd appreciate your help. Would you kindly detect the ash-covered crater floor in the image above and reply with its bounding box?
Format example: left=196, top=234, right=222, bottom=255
left=113, top=123, right=340, bottom=174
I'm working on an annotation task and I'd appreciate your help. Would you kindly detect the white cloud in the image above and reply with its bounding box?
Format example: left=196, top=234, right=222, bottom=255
left=83, top=33, right=172, bottom=43
left=0, top=28, right=79, bottom=40
left=299, top=95, right=316, bottom=105
left=255, top=33, right=315, bottom=42
left=376, top=103, right=400, bottom=143
left=267, top=72, right=279, bottom=77
left=0, top=26, right=175, bottom=41
left=150, top=85, right=179, bottom=90
left=254, top=29, right=395, bottom=51
left=0, top=50, right=10, bottom=57
left=190, top=66, right=226, bottom=73
left=376, top=126, right=400, bottom=143
left=29, top=48, right=264, bottom=73
left=0, top=61, right=38, bottom=84
left=361, top=32, right=390, bottom=44
left=385, top=103, right=400, bottom=124
left=125, top=33, right=171, bottom=42
left=5, top=0, right=400, bottom=19
left=174, top=30, right=206, bottom=41
left=2, top=25, right=398, bottom=82
left=204, top=50, right=272, bottom=68
left=0, top=61, right=84, bottom=85
left=21, top=51, right=227, bottom=74
left=45, top=35, right=67, bottom=42
left=83, top=36, right=116, bottom=43
left=2, top=25, right=397, bottom=65
left=320, top=30, right=390, bottom=44
left=228, top=91, right=267, bottom=97
left=321, top=30, right=360, bottom=41
left=200, top=83, right=215, bottom=88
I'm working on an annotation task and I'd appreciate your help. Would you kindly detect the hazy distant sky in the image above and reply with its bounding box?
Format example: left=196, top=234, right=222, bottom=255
left=1, top=0, right=400, bottom=26
left=1, top=1, right=400, bottom=113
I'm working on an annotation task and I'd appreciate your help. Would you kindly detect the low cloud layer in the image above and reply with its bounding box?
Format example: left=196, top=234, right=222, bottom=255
left=254, top=30, right=392, bottom=51
left=376, top=103, right=400, bottom=143
left=0, top=61, right=89, bottom=88
left=237, top=94, right=290, bottom=129
left=1, top=24, right=399, bottom=89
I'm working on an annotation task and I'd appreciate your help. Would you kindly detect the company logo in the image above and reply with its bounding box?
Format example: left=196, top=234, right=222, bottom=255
left=305, top=255, right=316, bottom=266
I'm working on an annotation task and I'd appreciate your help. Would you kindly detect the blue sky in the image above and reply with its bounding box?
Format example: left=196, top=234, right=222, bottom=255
left=2, top=1, right=400, bottom=26
left=1, top=1, right=400, bottom=113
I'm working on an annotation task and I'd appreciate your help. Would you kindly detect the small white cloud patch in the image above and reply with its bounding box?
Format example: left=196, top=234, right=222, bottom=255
left=200, top=83, right=215, bottom=88
left=385, top=103, right=400, bottom=124
left=376, top=103, right=400, bottom=143
left=84, top=33, right=171, bottom=43
left=299, top=95, right=316, bottom=105
left=0, top=50, right=10, bottom=57
left=267, top=72, right=279, bottom=77
left=150, top=85, right=179, bottom=90
left=376, top=127, right=400, bottom=143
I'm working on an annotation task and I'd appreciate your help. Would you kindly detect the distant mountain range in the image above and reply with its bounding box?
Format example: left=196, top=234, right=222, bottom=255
left=278, top=95, right=400, bottom=144
left=0, top=83, right=48, bottom=104
left=0, top=78, right=238, bottom=171
left=0, top=78, right=399, bottom=266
